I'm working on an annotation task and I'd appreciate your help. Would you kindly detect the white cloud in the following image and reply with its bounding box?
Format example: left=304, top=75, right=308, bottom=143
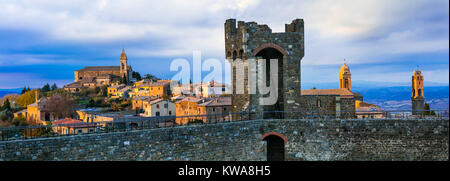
left=0, top=0, right=448, bottom=85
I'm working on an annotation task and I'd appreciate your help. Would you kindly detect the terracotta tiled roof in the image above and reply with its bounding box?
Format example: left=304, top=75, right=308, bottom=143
left=53, top=118, right=96, bottom=128
left=301, top=88, right=355, bottom=97
left=198, top=97, right=231, bottom=107
left=356, top=107, right=382, bottom=112
left=147, top=98, right=164, bottom=105
left=64, top=82, right=83, bottom=88
left=137, top=81, right=169, bottom=88
left=178, top=96, right=204, bottom=103
left=76, top=66, right=131, bottom=72
left=358, top=101, right=379, bottom=108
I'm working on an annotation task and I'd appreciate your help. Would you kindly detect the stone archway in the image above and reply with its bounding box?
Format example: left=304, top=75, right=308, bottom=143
left=262, top=132, right=287, bottom=161
left=254, top=44, right=286, bottom=119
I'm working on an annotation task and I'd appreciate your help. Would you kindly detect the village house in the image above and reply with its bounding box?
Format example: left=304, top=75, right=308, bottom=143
left=175, top=96, right=205, bottom=125
left=26, top=90, right=55, bottom=125
left=13, top=109, right=27, bottom=119
left=52, top=118, right=96, bottom=135
left=142, top=99, right=176, bottom=117
left=131, top=96, right=159, bottom=113
left=355, top=101, right=386, bottom=119
left=301, top=88, right=358, bottom=118
left=197, top=96, right=232, bottom=122
left=135, top=81, right=170, bottom=98
left=175, top=96, right=231, bottom=125
left=171, top=81, right=230, bottom=97
left=107, top=84, right=126, bottom=97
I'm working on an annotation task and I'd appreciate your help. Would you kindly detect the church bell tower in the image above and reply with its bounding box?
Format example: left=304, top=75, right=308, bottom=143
left=339, top=62, right=351, bottom=91
left=411, top=67, right=425, bottom=115
left=120, top=48, right=129, bottom=82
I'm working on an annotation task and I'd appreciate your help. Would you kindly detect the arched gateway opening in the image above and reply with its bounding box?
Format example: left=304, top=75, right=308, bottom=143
left=262, top=132, right=287, bottom=161
left=254, top=44, right=286, bottom=119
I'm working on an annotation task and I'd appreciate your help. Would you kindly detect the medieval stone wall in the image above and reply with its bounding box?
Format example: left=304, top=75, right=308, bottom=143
left=0, top=118, right=448, bottom=161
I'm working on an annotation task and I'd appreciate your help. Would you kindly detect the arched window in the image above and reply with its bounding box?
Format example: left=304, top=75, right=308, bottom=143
left=239, top=49, right=244, bottom=59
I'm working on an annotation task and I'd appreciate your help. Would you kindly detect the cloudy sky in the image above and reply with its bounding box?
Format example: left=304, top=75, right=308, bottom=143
left=0, top=0, right=448, bottom=89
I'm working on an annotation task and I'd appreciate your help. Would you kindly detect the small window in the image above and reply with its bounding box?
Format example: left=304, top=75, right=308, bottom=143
left=213, top=108, right=216, bottom=112
left=156, top=104, right=159, bottom=109
left=156, top=112, right=160, bottom=116
left=224, top=107, right=227, bottom=111
left=164, top=103, right=168, bottom=108
left=169, top=111, right=172, bottom=115
left=78, top=130, right=82, bottom=134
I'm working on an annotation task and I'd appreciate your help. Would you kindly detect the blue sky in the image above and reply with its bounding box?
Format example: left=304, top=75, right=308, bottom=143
left=0, top=0, right=448, bottom=89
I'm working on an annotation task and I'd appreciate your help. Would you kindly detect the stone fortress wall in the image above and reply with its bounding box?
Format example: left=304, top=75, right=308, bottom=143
left=0, top=118, right=447, bottom=161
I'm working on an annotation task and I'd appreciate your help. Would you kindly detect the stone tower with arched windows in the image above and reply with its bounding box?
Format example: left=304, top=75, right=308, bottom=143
left=224, top=19, right=304, bottom=119
left=339, top=63, right=351, bottom=91
left=120, top=48, right=129, bottom=82
left=411, top=67, right=425, bottom=115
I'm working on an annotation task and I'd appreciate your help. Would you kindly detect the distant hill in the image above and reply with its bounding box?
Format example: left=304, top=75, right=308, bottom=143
left=303, top=81, right=448, bottom=110
left=0, top=88, right=22, bottom=98
left=355, top=86, right=449, bottom=110
left=354, top=86, right=449, bottom=101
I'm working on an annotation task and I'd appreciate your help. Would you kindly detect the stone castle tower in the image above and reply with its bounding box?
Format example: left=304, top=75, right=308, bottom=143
left=120, top=48, right=129, bottom=81
left=411, top=67, right=425, bottom=115
left=224, top=19, right=305, bottom=119
left=339, top=63, right=351, bottom=91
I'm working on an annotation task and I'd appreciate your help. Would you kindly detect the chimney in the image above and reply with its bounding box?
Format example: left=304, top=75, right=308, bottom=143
left=35, top=89, right=40, bottom=103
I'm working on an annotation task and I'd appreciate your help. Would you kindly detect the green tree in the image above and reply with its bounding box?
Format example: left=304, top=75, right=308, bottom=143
left=1, top=99, right=11, bottom=111
left=423, top=103, right=436, bottom=116
left=16, top=89, right=38, bottom=107
left=122, top=76, right=128, bottom=85
left=144, top=74, right=160, bottom=81
left=12, top=115, right=28, bottom=127
left=42, top=83, right=51, bottom=93
left=21, top=87, right=28, bottom=94
left=132, top=71, right=142, bottom=81
left=51, top=83, right=58, bottom=91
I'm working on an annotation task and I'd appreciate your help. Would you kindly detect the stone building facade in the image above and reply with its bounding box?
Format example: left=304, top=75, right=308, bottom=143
left=72, top=49, right=132, bottom=84
left=224, top=18, right=304, bottom=120
left=301, top=89, right=356, bottom=118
